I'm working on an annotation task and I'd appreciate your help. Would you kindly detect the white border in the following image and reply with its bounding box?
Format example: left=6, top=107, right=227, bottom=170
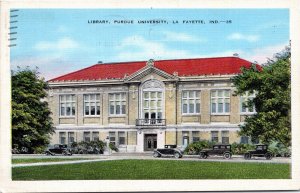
left=1, top=0, right=300, bottom=192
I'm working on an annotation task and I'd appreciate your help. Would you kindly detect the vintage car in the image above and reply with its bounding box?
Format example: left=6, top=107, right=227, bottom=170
left=199, top=144, right=232, bottom=159
left=244, top=144, right=273, bottom=160
left=45, top=144, right=72, bottom=156
left=153, top=145, right=183, bottom=158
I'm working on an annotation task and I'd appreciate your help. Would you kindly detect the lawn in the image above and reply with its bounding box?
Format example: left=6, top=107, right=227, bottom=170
left=12, top=160, right=290, bottom=180
left=12, top=158, right=95, bottom=164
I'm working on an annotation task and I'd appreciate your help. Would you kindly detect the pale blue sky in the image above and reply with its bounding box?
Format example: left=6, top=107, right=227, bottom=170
left=10, top=9, right=289, bottom=80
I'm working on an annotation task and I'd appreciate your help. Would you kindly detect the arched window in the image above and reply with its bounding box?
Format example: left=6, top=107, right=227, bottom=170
left=140, top=79, right=165, bottom=121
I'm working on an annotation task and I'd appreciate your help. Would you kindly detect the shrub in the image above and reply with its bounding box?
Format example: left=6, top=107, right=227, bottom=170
left=109, top=142, right=119, bottom=152
left=71, top=140, right=106, bottom=154
left=268, top=141, right=291, bottom=157
left=33, top=146, right=47, bottom=154
left=184, top=140, right=215, bottom=155
left=231, top=143, right=255, bottom=155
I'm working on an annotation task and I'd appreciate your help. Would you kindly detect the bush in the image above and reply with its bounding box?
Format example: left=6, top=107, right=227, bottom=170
left=109, top=142, right=119, bottom=152
left=33, top=146, right=47, bottom=154
left=184, top=140, right=215, bottom=155
left=71, top=140, right=106, bottom=154
left=231, top=143, right=255, bottom=155
left=268, top=141, right=291, bottom=157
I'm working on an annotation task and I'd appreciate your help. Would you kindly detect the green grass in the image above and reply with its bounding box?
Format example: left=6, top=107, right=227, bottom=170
left=12, top=160, right=290, bottom=180
left=12, top=158, right=95, bottom=164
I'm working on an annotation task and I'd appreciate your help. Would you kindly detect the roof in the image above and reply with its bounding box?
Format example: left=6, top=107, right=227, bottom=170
left=49, top=57, right=259, bottom=82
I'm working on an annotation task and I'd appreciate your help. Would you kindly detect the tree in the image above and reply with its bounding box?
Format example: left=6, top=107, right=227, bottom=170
left=232, top=46, right=291, bottom=147
left=12, top=67, right=54, bottom=153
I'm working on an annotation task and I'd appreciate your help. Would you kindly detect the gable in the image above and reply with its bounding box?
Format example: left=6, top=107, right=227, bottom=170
left=125, top=64, right=177, bottom=82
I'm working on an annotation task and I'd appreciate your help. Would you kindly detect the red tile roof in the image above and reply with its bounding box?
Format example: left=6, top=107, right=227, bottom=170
left=49, top=57, right=258, bottom=82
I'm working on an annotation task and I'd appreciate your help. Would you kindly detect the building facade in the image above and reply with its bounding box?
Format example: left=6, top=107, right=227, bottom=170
left=47, top=57, right=257, bottom=152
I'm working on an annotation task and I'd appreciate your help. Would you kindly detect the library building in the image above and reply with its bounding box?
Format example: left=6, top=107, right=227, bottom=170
left=47, top=56, right=258, bottom=152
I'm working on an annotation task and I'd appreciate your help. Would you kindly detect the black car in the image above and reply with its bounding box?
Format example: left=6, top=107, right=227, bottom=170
left=244, top=144, right=273, bottom=160
left=199, top=144, right=232, bottom=159
left=45, top=144, right=72, bottom=156
left=153, top=145, right=183, bottom=158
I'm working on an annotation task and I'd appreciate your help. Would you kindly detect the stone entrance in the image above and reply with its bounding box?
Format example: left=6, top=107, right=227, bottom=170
left=144, top=134, right=157, bottom=151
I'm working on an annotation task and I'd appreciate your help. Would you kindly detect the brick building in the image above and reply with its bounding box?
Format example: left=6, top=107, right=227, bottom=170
left=47, top=56, right=258, bottom=152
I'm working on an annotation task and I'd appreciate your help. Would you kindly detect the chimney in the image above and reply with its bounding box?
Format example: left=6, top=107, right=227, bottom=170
left=233, top=53, right=239, bottom=57
left=98, top=61, right=103, bottom=64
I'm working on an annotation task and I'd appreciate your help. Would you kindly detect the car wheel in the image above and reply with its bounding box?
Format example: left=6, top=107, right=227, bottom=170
left=199, top=152, right=207, bottom=159
left=153, top=152, right=160, bottom=158
left=174, top=152, right=180, bottom=159
left=265, top=153, right=272, bottom=160
left=45, top=152, right=51, bottom=156
left=63, top=151, right=68, bottom=156
left=223, top=152, right=231, bottom=159
left=244, top=153, right=251, bottom=160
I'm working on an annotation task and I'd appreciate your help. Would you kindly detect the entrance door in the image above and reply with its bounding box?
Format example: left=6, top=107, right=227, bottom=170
left=144, top=134, right=157, bottom=151
left=183, top=136, right=189, bottom=149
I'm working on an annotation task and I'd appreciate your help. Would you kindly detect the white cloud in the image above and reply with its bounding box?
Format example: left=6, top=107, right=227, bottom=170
left=227, top=33, right=259, bottom=42
left=162, top=31, right=205, bottom=42
left=242, top=42, right=288, bottom=64
left=11, top=56, right=75, bottom=80
left=34, top=37, right=79, bottom=51
left=116, top=35, right=197, bottom=61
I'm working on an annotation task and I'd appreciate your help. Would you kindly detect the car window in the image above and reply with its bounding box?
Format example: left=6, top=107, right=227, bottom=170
left=213, top=146, right=219, bottom=150
left=257, top=146, right=263, bottom=150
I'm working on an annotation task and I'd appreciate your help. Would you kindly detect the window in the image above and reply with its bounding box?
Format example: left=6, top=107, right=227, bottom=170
left=59, top=132, right=66, bottom=144
left=221, top=131, right=229, bottom=144
left=60, top=95, right=76, bottom=116
left=83, top=132, right=90, bottom=142
left=92, top=132, right=99, bottom=141
left=84, top=94, right=100, bottom=116
left=143, top=91, right=163, bottom=120
left=118, top=131, right=126, bottom=145
left=109, top=93, right=126, bottom=115
left=68, top=132, right=75, bottom=144
left=192, top=131, right=200, bottom=142
left=109, top=132, right=116, bottom=145
left=240, top=91, right=256, bottom=113
left=240, top=136, right=249, bottom=144
left=211, top=90, right=230, bottom=114
left=182, top=91, right=200, bottom=114
left=211, top=131, right=219, bottom=142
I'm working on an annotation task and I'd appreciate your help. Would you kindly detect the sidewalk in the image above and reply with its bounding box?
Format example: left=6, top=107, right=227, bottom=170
left=12, top=153, right=291, bottom=168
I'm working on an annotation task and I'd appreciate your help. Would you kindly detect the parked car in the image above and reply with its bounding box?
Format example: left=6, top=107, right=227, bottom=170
left=199, top=144, right=232, bottom=159
left=45, top=144, right=72, bottom=156
left=244, top=144, right=273, bottom=160
left=153, top=145, right=183, bottom=158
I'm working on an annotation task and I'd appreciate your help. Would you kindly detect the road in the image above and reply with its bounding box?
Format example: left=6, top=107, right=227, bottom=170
left=12, top=153, right=291, bottom=167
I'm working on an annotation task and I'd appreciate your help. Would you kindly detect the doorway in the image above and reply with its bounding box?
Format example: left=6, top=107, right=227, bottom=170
left=144, top=134, right=157, bottom=151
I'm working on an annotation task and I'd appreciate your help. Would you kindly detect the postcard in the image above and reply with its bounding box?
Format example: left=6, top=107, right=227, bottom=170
left=0, top=0, right=300, bottom=192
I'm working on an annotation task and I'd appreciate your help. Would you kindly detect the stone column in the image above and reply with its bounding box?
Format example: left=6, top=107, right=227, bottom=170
left=230, top=91, right=240, bottom=124
left=102, top=92, right=109, bottom=125
left=77, top=94, right=83, bottom=126
left=201, top=89, right=210, bottom=124
left=128, top=84, right=139, bottom=125
left=165, top=83, right=176, bottom=125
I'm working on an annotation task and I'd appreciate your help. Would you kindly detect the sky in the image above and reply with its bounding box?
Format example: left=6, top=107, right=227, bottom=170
left=10, top=9, right=289, bottom=80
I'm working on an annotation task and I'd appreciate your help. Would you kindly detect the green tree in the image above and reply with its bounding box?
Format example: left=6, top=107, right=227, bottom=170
left=12, top=67, right=54, bottom=153
left=232, top=46, right=291, bottom=147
